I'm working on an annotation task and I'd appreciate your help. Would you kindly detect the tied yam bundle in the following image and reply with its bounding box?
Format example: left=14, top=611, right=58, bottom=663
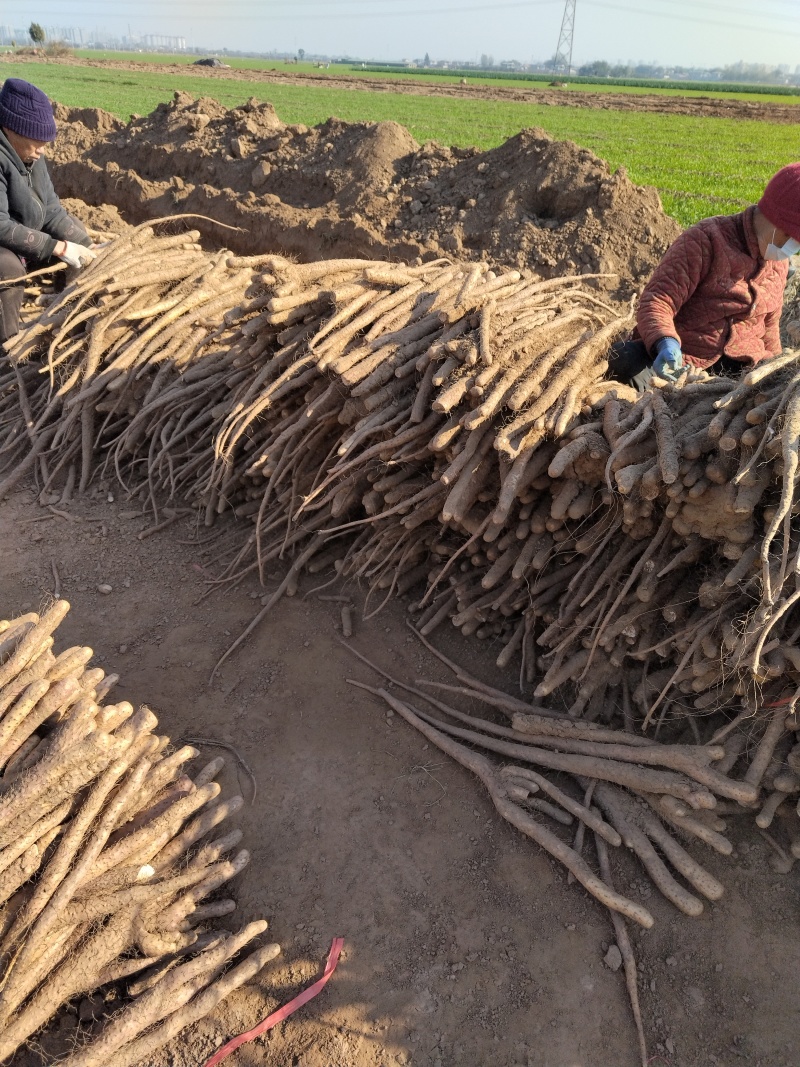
left=3, top=233, right=800, bottom=741
left=1, top=223, right=254, bottom=502
left=348, top=629, right=753, bottom=924
left=531, top=358, right=800, bottom=720
left=0, top=600, right=279, bottom=1065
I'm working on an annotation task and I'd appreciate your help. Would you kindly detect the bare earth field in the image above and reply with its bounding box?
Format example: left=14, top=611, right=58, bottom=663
left=2, top=485, right=798, bottom=1067
left=4, top=55, right=800, bottom=125
left=0, top=57, right=798, bottom=1067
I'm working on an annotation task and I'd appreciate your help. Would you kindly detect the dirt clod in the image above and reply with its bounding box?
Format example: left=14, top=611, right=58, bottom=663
left=604, top=944, right=623, bottom=971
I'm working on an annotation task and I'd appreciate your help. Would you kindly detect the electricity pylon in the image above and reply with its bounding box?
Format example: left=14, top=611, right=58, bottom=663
left=552, top=0, right=576, bottom=75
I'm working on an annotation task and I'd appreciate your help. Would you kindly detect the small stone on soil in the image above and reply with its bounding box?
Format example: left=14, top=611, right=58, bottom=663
left=603, top=945, right=622, bottom=972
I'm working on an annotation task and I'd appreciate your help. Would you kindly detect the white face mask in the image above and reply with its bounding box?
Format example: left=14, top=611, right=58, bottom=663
left=765, top=231, right=800, bottom=262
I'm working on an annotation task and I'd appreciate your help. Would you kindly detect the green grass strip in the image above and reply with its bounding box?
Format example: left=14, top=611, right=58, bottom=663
left=3, top=60, right=796, bottom=228
left=361, top=64, right=800, bottom=98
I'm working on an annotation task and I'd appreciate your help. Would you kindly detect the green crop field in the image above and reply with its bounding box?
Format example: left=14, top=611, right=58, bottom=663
left=1, top=59, right=796, bottom=228
left=360, top=64, right=800, bottom=102
left=66, top=50, right=800, bottom=105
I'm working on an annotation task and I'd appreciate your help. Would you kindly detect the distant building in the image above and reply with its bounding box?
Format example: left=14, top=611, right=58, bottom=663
left=0, top=26, right=33, bottom=44
left=142, top=34, right=186, bottom=51
left=44, top=27, right=84, bottom=43
left=0, top=24, right=84, bottom=44
left=0, top=24, right=187, bottom=51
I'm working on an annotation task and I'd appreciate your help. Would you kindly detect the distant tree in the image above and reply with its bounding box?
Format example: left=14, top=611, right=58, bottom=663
left=721, top=61, right=782, bottom=84
left=423, top=51, right=431, bottom=66
left=297, top=47, right=305, bottom=60
left=28, top=22, right=45, bottom=45
left=480, top=53, right=494, bottom=68
left=633, top=63, right=663, bottom=78
left=578, top=60, right=611, bottom=77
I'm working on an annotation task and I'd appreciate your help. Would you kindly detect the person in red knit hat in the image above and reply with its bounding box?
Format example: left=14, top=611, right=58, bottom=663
left=609, top=162, right=800, bottom=387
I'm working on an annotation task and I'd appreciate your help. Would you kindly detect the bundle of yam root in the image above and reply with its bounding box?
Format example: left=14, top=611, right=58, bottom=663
left=2, top=231, right=800, bottom=889
left=0, top=600, right=279, bottom=1065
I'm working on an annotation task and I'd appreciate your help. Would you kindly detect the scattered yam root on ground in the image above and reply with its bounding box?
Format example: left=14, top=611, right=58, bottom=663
left=0, top=600, right=279, bottom=1064
left=342, top=629, right=795, bottom=1067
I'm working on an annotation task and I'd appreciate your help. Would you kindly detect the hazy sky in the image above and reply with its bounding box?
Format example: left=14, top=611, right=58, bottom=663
left=2, top=0, right=799, bottom=69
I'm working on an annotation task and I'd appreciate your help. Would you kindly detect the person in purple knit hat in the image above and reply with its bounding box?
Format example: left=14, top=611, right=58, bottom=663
left=0, top=77, right=96, bottom=345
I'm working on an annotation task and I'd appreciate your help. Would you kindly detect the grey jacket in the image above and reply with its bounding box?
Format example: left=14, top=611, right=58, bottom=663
left=0, top=129, right=89, bottom=264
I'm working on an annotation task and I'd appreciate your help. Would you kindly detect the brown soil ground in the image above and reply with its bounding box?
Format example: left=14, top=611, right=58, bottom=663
left=7, top=54, right=800, bottom=125
left=3, top=483, right=799, bottom=1067
left=47, top=95, right=679, bottom=290
left=3, top=84, right=798, bottom=1067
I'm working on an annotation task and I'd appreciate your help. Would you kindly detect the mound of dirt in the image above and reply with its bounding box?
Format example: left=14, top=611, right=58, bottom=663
left=51, top=101, right=125, bottom=160
left=48, top=91, right=681, bottom=288
left=61, top=197, right=132, bottom=237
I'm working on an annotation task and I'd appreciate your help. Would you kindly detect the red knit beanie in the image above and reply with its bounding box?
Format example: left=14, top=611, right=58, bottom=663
left=758, top=163, right=800, bottom=241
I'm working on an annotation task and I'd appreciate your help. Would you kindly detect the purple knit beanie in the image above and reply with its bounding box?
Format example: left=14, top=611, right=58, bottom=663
left=0, top=78, right=57, bottom=142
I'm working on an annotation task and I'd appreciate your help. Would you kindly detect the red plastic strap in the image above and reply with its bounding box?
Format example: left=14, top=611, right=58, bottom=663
left=765, top=696, right=795, bottom=708
left=202, top=937, right=344, bottom=1067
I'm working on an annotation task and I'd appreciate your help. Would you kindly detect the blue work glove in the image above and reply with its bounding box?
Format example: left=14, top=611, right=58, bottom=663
left=653, top=336, right=684, bottom=381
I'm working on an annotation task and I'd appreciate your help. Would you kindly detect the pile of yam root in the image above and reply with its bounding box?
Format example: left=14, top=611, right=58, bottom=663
left=0, top=600, right=279, bottom=1065
left=2, top=226, right=800, bottom=1003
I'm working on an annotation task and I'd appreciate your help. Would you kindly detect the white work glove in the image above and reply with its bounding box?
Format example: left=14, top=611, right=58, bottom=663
left=54, top=240, right=97, bottom=270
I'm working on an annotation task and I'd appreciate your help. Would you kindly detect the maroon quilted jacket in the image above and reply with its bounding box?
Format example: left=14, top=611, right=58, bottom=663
left=636, top=206, right=789, bottom=369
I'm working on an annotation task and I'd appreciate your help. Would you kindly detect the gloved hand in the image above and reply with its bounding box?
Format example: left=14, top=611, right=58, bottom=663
left=653, top=336, right=684, bottom=381
left=54, top=241, right=97, bottom=270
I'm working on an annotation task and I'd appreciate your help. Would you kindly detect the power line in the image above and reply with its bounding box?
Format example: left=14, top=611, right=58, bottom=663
left=2, top=0, right=796, bottom=46
left=584, top=0, right=800, bottom=39
left=1, top=0, right=561, bottom=22
left=2, top=0, right=795, bottom=27
left=593, top=0, right=798, bottom=19
left=14, top=0, right=792, bottom=8
left=271, top=0, right=796, bottom=14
